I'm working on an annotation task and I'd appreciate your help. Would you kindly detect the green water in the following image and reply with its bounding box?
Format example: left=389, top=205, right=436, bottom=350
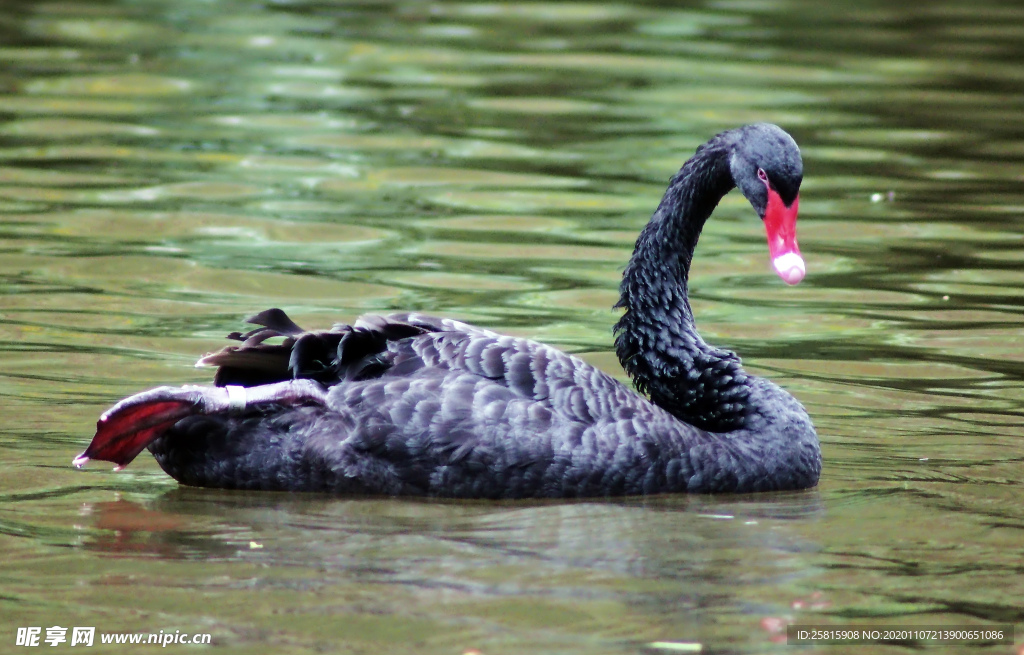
left=2, top=0, right=1023, bottom=653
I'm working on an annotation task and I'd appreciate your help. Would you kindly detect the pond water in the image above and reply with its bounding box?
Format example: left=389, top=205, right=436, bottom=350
left=2, top=0, right=1023, bottom=653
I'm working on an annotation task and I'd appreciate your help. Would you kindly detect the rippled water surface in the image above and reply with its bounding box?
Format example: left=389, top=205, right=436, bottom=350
left=2, top=0, right=1024, bottom=653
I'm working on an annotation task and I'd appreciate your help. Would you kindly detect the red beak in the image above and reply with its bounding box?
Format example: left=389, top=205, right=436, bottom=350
left=764, top=190, right=804, bottom=285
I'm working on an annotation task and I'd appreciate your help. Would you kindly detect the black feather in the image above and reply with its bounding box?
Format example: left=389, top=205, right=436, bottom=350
left=246, top=308, right=305, bottom=335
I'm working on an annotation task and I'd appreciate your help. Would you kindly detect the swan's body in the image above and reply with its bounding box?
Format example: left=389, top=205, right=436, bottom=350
left=75, top=123, right=820, bottom=498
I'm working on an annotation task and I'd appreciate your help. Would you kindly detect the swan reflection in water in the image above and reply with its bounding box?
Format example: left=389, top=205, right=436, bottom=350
left=79, top=488, right=824, bottom=648
left=85, top=488, right=825, bottom=572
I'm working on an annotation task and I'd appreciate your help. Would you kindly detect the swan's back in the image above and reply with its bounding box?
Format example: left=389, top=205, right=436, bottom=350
left=148, top=311, right=739, bottom=498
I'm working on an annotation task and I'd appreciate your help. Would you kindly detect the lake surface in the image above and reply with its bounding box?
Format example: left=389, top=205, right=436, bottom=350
left=2, top=0, right=1023, bottom=653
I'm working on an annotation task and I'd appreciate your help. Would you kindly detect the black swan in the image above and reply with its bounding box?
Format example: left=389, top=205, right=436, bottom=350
left=73, top=123, right=820, bottom=497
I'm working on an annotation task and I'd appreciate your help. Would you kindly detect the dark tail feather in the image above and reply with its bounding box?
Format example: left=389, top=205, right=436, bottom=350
left=289, top=331, right=347, bottom=382
left=203, top=347, right=293, bottom=387
left=202, top=311, right=430, bottom=387
left=201, top=308, right=308, bottom=386
left=246, top=308, right=305, bottom=336
left=226, top=308, right=305, bottom=344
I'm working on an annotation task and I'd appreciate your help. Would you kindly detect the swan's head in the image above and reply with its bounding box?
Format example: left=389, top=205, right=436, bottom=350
left=728, top=124, right=804, bottom=285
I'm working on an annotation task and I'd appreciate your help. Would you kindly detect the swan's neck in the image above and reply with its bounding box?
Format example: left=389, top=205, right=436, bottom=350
left=614, top=143, right=752, bottom=432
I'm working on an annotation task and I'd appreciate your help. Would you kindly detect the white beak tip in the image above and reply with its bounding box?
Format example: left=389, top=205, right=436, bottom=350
left=772, top=253, right=806, bottom=285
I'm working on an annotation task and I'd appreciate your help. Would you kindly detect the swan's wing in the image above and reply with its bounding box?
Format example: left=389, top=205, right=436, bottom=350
left=311, top=313, right=644, bottom=447
left=197, top=309, right=631, bottom=419
left=376, top=312, right=503, bottom=339
left=310, top=314, right=651, bottom=496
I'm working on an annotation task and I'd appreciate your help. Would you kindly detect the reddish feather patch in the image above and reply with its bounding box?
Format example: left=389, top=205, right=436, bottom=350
left=80, top=400, right=193, bottom=467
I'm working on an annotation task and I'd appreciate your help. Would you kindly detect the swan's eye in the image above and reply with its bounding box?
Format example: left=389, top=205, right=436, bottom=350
left=757, top=168, right=769, bottom=183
